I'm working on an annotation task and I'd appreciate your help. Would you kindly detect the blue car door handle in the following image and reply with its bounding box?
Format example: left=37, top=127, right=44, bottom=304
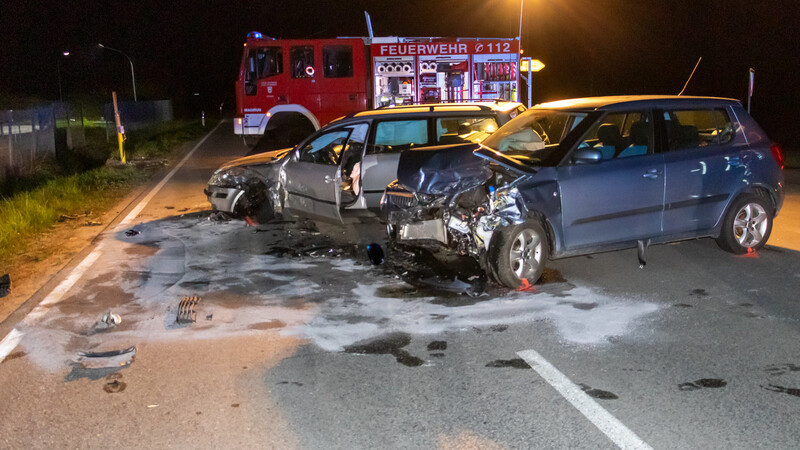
left=642, top=168, right=661, bottom=179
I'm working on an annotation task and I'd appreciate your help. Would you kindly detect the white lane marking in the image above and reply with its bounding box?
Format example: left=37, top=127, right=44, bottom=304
left=0, top=120, right=224, bottom=363
left=517, top=349, right=653, bottom=450
left=0, top=329, right=23, bottom=360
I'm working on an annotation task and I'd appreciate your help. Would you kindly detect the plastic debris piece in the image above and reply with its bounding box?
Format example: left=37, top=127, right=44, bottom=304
left=0, top=273, right=10, bottom=298
left=102, top=312, right=122, bottom=326
left=92, top=311, right=122, bottom=332
left=366, top=243, right=384, bottom=265
left=177, top=295, right=201, bottom=323
left=245, top=216, right=257, bottom=227
left=84, top=221, right=103, bottom=226
left=77, top=346, right=136, bottom=369
left=125, top=229, right=141, bottom=237
left=147, top=404, right=159, bottom=408
left=517, top=279, right=536, bottom=292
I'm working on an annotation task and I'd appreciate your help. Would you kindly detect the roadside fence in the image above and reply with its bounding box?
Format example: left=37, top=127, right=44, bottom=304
left=0, top=103, right=86, bottom=179
left=103, top=99, right=173, bottom=133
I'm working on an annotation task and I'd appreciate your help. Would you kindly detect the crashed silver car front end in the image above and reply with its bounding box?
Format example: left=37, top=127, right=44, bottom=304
left=205, top=148, right=291, bottom=216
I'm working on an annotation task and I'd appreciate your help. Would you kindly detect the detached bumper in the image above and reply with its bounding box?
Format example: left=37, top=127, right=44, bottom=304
left=205, top=185, right=245, bottom=213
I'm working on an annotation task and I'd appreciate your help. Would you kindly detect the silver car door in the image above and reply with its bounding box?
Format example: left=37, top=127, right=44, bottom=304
left=282, top=127, right=351, bottom=222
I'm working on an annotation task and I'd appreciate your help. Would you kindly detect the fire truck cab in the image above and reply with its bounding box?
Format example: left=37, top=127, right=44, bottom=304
left=234, top=32, right=520, bottom=138
left=235, top=32, right=370, bottom=136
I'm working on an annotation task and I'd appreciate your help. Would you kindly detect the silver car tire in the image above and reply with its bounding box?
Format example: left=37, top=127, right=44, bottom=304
left=716, top=193, right=773, bottom=254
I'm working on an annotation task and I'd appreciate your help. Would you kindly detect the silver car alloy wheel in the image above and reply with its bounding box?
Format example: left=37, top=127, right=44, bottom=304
left=733, top=202, right=769, bottom=248
left=509, top=228, right=544, bottom=280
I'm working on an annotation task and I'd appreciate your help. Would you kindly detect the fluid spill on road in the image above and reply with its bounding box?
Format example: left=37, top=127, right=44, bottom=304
left=427, top=341, right=447, bottom=351
left=679, top=378, right=727, bottom=390
left=345, top=333, right=424, bottom=367
left=1, top=351, right=26, bottom=363
left=249, top=320, right=286, bottom=330
left=486, top=359, right=531, bottom=369
left=762, top=384, right=800, bottom=397
left=103, top=373, right=126, bottom=393
left=579, top=383, right=619, bottom=400
left=764, top=363, right=800, bottom=376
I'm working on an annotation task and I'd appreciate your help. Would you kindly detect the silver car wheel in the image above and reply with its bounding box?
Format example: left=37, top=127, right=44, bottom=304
left=508, top=228, right=544, bottom=280
left=733, top=202, right=768, bottom=248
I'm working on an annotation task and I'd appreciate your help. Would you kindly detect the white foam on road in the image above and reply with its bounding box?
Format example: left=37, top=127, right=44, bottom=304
left=284, top=281, right=659, bottom=351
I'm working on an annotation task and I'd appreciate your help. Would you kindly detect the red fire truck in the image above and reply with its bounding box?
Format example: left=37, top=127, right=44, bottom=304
left=234, top=32, right=520, bottom=137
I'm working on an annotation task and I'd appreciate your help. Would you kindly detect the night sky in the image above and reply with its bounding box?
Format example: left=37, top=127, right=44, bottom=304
left=1, top=0, right=798, bottom=144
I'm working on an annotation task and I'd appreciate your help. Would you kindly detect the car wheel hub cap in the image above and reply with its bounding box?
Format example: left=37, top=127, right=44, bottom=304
left=510, top=229, right=543, bottom=280
left=733, top=202, right=768, bottom=248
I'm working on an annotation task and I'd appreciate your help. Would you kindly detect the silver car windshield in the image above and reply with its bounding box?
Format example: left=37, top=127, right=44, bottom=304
left=481, top=110, right=587, bottom=165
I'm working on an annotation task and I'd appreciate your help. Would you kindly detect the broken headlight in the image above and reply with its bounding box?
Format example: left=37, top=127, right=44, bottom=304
left=208, top=167, right=252, bottom=189
left=415, top=192, right=441, bottom=205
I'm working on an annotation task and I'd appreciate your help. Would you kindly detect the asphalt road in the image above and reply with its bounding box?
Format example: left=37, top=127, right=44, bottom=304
left=1, top=120, right=799, bottom=449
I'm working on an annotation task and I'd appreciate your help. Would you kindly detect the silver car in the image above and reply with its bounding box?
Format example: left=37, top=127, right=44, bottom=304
left=206, top=102, right=525, bottom=222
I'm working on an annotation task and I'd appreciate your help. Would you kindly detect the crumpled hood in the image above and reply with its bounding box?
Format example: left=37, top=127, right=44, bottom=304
left=396, top=143, right=492, bottom=196
left=220, top=147, right=293, bottom=169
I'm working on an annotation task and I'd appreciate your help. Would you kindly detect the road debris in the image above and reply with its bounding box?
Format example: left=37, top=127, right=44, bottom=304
left=77, top=346, right=136, bottom=369
left=366, top=243, right=384, bottom=265
left=90, top=311, right=122, bottom=332
left=177, top=295, right=201, bottom=323
left=0, top=273, right=10, bottom=298
left=103, top=373, right=127, bottom=393
left=84, top=220, right=103, bottom=227
left=125, top=229, right=141, bottom=237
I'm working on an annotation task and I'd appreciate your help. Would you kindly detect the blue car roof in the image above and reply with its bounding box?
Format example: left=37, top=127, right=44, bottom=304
left=534, top=95, right=742, bottom=111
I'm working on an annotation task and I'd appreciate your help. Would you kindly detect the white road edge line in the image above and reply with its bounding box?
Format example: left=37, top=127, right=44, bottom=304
left=517, top=349, right=653, bottom=450
left=0, top=120, right=224, bottom=364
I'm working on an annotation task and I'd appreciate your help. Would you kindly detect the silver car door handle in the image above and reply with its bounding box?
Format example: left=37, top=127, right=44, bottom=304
left=642, top=169, right=661, bottom=179
left=324, top=175, right=336, bottom=183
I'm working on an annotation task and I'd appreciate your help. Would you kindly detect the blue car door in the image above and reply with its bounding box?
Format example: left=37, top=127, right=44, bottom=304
left=557, top=110, right=665, bottom=250
left=660, top=107, right=747, bottom=235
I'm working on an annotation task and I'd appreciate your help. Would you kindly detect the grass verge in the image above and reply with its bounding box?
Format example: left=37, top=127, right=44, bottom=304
left=0, top=166, right=147, bottom=260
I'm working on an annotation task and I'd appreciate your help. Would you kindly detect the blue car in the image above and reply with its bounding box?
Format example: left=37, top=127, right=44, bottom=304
left=383, top=95, right=785, bottom=288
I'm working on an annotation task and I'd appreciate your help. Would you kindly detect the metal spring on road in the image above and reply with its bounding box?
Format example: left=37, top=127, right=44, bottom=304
left=176, top=295, right=201, bottom=323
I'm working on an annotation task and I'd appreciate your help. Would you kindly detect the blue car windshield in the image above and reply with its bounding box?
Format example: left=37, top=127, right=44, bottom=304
left=481, top=110, right=587, bottom=166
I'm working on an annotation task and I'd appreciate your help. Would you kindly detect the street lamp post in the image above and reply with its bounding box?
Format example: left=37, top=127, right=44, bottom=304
left=518, top=0, right=524, bottom=103
left=57, top=51, right=70, bottom=102
left=98, top=43, right=137, bottom=101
